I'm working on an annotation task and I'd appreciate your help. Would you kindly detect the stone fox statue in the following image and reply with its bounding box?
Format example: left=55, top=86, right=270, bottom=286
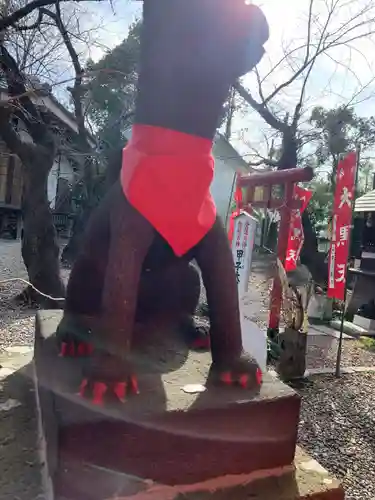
left=57, top=0, right=269, bottom=404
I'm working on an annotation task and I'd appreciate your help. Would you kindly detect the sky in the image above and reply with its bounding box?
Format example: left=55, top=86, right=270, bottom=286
left=57, top=0, right=375, bottom=166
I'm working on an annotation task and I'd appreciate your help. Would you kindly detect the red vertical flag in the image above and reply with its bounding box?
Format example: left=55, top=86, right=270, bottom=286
left=285, top=186, right=312, bottom=271
left=228, top=182, right=243, bottom=244
left=327, top=152, right=357, bottom=300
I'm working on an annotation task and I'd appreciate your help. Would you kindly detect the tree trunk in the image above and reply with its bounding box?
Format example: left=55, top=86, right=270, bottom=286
left=278, top=128, right=298, bottom=171
left=19, top=153, right=65, bottom=307
left=61, top=147, right=123, bottom=265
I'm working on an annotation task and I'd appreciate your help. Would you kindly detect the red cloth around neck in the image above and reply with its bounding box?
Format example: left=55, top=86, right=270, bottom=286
left=121, top=124, right=216, bottom=256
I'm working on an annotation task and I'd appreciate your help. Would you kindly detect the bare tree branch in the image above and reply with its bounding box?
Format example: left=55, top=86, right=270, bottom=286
left=303, top=0, right=315, bottom=67
left=0, top=43, right=50, bottom=144
left=0, top=0, right=105, bottom=31
left=13, top=8, right=44, bottom=31
left=40, top=4, right=88, bottom=143
left=253, top=0, right=375, bottom=112
left=292, top=0, right=322, bottom=127
left=254, top=67, right=267, bottom=106
left=234, top=81, right=286, bottom=132
left=264, top=0, right=337, bottom=105
left=235, top=0, right=375, bottom=173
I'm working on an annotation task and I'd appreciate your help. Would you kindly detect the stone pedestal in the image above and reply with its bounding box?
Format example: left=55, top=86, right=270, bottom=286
left=33, top=311, right=343, bottom=500
left=276, top=328, right=307, bottom=381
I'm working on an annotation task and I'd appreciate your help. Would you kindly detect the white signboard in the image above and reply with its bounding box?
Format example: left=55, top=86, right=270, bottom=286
left=231, top=212, right=267, bottom=372
left=231, top=212, right=257, bottom=300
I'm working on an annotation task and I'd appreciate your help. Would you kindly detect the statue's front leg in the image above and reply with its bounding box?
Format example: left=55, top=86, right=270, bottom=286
left=80, top=184, right=154, bottom=404
left=194, top=217, right=262, bottom=389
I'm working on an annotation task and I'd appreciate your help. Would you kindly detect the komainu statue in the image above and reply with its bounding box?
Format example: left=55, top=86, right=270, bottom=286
left=57, top=0, right=269, bottom=404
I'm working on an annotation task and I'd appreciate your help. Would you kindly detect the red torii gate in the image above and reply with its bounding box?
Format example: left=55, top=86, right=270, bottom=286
left=236, top=166, right=314, bottom=336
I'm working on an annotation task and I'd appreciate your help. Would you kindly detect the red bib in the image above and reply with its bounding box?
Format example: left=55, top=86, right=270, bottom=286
left=121, top=124, right=216, bottom=256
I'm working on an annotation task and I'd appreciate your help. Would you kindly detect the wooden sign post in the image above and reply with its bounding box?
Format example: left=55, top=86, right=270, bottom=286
left=232, top=212, right=267, bottom=372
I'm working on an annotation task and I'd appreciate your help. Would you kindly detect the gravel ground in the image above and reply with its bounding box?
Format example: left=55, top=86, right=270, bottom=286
left=2, top=241, right=375, bottom=500
left=297, top=372, right=375, bottom=500
left=306, top=335, right=375, bottom=370
left=0, top=240, right=69, bottom=350
left=0, top=241, right=35, bottom=350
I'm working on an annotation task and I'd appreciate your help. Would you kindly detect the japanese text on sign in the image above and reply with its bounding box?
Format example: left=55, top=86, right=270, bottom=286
left=327, top=152, right=357, bottom=301
left=285, top=187, right=312, bottom=272
left=231, top=213, right=257, bottom=300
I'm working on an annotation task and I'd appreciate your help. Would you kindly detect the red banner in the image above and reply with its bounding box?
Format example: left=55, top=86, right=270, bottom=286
left=285, top=186, right=312, bottom=271
left=295, top=185, right=313, bottom=214
left=228, top=183, right=243, bottom=244
left=327, top=152, right=357, bottom=300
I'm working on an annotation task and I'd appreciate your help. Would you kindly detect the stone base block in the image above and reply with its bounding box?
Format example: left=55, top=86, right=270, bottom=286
left=34, top=310, right=303, bottom=498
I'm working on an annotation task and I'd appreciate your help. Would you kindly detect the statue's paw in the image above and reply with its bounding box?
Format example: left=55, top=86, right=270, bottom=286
left=56, top=315, right=93, bottom=358
left=181, top=319, right=211, bottom=351
left=190, top=326, right=211, bottom=351
left=78, top=377, right=139, bottom=406
left=59, top=339, right=93, bottom=358
left=210, top=353, right=262, bottom=390
left=79, top=353, right=139, bottom=406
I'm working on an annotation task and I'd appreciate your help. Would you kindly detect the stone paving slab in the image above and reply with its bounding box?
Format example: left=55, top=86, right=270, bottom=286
left=0, top=346, right=45, bottom=500
left=330, top=319, right=367, bottom=337
left=308, top=324, right=352, bottom=340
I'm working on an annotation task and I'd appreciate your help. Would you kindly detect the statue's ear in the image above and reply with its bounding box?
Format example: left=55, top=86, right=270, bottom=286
left=234, top=4, right=269, bottom=77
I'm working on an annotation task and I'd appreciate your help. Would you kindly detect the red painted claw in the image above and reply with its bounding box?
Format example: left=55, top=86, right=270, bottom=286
left=77, top=342, right=86, bottom=356
left=220, top=372, right=233, bottom=385
left=68, top=342, right=76, bottom=356
left=130, top=376, right=140, bottom=395
left=78, top=341, right=93, bottom=356
left=59, top=340, right=75, bottom=357
left=60, top=342, right=68, bottom=357
left=92, top=382, right=108, bottom=406
left=220, top=369, right=262, bottom=389
left=239, top=374, right=249, bottom=388
left=78, top=375, right=140, bottom=406
left=59, top=341, right=93, bottom=357
left=192, top=337, right=211, bottom=350
left=113, top=382, right=127, bottom=402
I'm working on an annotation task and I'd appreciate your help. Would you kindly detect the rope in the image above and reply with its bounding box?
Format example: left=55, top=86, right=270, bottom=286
left=0, top=278, right=65, bottom=302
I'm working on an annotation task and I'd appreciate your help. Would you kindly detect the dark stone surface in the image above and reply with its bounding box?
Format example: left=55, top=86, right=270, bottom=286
left=34, top=310, right=301, bottom=497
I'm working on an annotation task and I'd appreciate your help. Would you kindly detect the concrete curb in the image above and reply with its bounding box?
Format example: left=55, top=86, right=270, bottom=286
left=31, top=360, right=55, bottom=500
left=269, top=365, right=375, bottom=378
left=0, top=346, right=52, bottom=500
